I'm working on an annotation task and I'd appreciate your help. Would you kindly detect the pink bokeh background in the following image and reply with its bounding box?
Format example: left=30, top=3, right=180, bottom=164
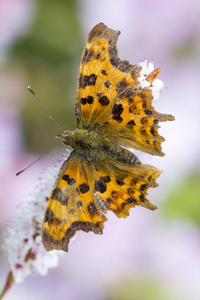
left=0, top=0, right=200, bottom=299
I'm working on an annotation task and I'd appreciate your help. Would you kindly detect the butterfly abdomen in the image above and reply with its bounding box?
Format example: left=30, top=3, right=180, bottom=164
left=100, top=142, right=141, bottom=166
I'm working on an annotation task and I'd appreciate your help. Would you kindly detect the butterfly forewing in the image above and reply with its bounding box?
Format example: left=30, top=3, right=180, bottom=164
left=75, top=23, right=174, bottom=156
left=75, top=23, right=141, bottom=130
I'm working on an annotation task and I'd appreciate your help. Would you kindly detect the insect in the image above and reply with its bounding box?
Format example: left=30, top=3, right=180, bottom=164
left=42, top=23, right=174, bottom=252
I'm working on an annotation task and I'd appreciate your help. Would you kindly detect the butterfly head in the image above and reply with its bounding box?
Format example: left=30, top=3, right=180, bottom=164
left=56, top=130, right=72, bottom=146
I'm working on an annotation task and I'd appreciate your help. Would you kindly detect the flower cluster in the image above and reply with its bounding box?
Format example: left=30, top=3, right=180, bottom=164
left=138, top=60, right=164, bottom=100
left=1, top=149, right=70, bottom=287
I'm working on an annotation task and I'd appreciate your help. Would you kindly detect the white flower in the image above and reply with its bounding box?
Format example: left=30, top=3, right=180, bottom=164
left=138, top=60, right=164, bottom=100
left=2, top=149, right=71, bottom=284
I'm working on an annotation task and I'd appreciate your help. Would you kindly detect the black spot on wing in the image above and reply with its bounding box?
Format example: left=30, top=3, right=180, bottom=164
left=104, top=80, right=111, bottom=88
left=150, top=125, right=157, bottom=136
left=62, top=174, right=75, bottom=185
left=127, top=120, right=136, bottom=126
left=99, top=95, right=110, bottom=106
left=139, top=194, right=145, bottom=202
left=101, top=69, right=107, bottom=75
left=79, top=183, right=90, bottom=194
left=80, top=97, right=87, bottom=105
left=126, top=197, right=137, bottom=204
left=112, top=103, right=123, bottom=115
left=100, top=175, right=111, bottom=183
left=81, top=96, right=94, bottom=105
left=112, top=103, right=124, bottom=123
left=121, top=197, right=137, bottom=210
left=112, top=115, right=123, bottom=123
left=95, top=180, right=107, bottom=194
left=140, top=183, right=148, bottom=192
left=51, top=187, right=68, bottom=206
left=87, top=96, right=94, bottom=104
left=116, top=178, right=125, bottom=186
left=79, top=74, right=97, bottom=89
left=144, top=108, right=153, bottom=116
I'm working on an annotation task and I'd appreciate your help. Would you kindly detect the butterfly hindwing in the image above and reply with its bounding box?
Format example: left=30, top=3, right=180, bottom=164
left=42, top=150, right=162, bottom=251
left=93, top=155, right=162, bottom=219
left=42, top=152, right=107, bottom=251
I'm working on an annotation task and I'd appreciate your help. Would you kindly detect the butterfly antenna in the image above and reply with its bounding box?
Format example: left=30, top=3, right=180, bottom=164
left=16, top=141, right=62, bottom=176
left=28, top=86, right=64, bottom=133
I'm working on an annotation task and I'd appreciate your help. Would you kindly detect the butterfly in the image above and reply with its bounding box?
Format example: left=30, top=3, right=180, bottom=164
left=42, top=23, right=174, bottom=252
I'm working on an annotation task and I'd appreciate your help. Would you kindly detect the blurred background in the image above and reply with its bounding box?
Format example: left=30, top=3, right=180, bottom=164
left=0, top=0, right=200, bottom=299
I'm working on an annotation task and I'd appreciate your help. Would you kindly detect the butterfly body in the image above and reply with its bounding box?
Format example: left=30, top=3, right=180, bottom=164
left=42, top=23, right=174, bottom=252
left=57, top=129, right=141, bottom=166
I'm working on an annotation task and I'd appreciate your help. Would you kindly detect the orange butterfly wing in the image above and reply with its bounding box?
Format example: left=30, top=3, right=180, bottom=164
left=92, top=154, right=162, bottom=218
left=75, top=22, right=174, bottom=156
left=42, top=152, right=107, bottom=251
left=42, top=150, right=161, bottom=251
left=75, top=23, right=141, bottom=129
